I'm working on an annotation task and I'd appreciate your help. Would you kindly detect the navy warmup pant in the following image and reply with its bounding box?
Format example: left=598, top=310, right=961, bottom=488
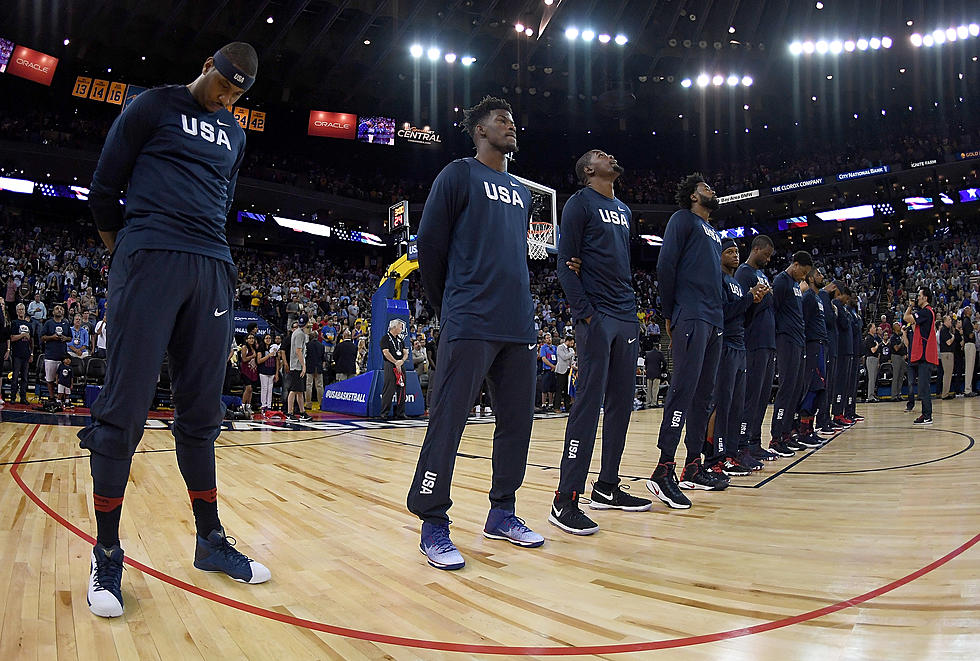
left=78, top=248, right=235, bottom=461
left=799, top=341, right=827, bottom=418
left=407, top=338, right=536, bottom=525
left=846, top=352, right=859, bottom=417
left=832, top=355, right=853, bottom=417
left=770, top=335, right=804, bottom=440
left=743, top=347, right=776, bottom=447
left=817, top=351, right=837, bottom=428
left=657, top=319, right=722, bottom=461
left=707, top=344, right=746, bottom=463
left=558, top=314, right=639, bottom=495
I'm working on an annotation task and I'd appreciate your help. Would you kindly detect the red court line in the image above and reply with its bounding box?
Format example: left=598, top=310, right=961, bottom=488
left=10, top=424, right=979, bottom=655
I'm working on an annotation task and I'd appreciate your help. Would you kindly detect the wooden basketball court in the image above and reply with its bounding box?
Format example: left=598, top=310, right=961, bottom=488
left=1, top=400, right=977, bottom=660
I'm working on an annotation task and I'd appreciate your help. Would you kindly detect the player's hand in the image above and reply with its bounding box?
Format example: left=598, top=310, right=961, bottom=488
left=750, top=283, right=767, bottom=302
left=800, top=281, right=809, bottom=293
left=584, top=316, right=592, bottom=325
left=665, top=319, right=672, bottom=340
left=566, top=257, right=582, bottom=275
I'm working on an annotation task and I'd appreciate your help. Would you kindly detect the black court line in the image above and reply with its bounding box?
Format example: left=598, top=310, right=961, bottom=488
left=788, top=429, right=974, bottom=475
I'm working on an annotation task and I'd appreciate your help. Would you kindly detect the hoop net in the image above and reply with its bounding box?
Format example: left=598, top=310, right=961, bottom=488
left=528, top=222, right=554, bottom=260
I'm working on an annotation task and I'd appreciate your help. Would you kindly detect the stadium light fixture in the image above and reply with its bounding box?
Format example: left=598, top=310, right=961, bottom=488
left=727, top=74, right=739, bottom=86
left=615, top=34, right=628, bottom=45
left=816, top=40, right=828, bottom=53
left=923, top=34, right=934, bottom=47
left=427, top=46, right=440, bottom=61
left=971, top=24, right=980, bottom=37
left=711, top=74, right=724, bottom=86
left=856, top=38, right=869, bottom=50
left=410, top=44, right=423, bottom=58
left=881, top=36, right=893, bottom=48
left=789, top=41, right=803, bottom=55
left=565, top=27, right=579, bottom=40
left=869, top=37, right=881, bottom=49
left=696, top=73, right=710, bottom=87
left=910, top=33, right=923, bottom=47
left=803, top=41, right=815, bottom=53
left=680, top=78, right=692, bottom=87
left=63, top=38, right=70, bottom=46
left=844, top=39, right=856, bottom=51
left=581, top=29, right=595, bottom=41
left=598, top=33, right=611, bottom=43
left=461, top=56, right=476, bottom=66
left=932, top=29, right=946, bottom=45
left=444, top=52, right=457, bottom=63
left=957, top=25, right=969, bottom=39
left=946, top=27, right=957, bottom=42
left=830, top=39, right=843, bottom=54
left=741, top=75, right=753, bottom=86
left=515, top=23, right=525, bottom=33
left=525, top=28, right=534, bottom=36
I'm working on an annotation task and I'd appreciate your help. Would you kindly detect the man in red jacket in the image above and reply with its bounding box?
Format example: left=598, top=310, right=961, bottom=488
left=903, top=287, right=938, bottom=425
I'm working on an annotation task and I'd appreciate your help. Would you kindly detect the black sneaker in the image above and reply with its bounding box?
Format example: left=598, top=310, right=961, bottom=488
left=851, top=413, right=865, bottom=422
left=548, top=493, right=600, bottom=535
left=768, top=439, right=796, bottom=457
left=816, top=425, right=837, bottom=438
left=712, top=457, right=750, bottom=477
left=645, top=462, right=692, bottom=508
left=588, top=483, right=652, bottom=511
left=749, top=444, right=779, bottom=462
left=797, top=434, right=823, bottom=448
left=678, top=458, right=730, bottom=491
left=87, top=542, right=125, bottom=617
left=296, top=412, right=313, bottom=421
left=736, top=448, right=764, bottom=471
left=784, top=435, right=805, bottom=451
left=913, top=415, right=933, bottom=425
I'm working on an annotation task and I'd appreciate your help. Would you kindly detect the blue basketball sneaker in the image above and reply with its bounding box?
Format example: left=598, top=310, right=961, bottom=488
left=87, top=542, right=125, bottom=617
left=193, top=529, right=271, bottom=584
left=420, top=522, right=465, bottom=570
left=483, top=509, right=545, bottom=547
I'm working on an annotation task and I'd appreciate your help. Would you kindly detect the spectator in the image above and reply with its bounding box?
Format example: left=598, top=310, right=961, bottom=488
left=256, top=333, right=279, bottom=414
left=27, top=292, right=47, bottom=325
left=539, top=332, right=557, bottom=411
left=356, top=337, right=368, bottom=374
left=287, top=319, right=311, bottom=420
left=94, top=309, right=108, bottom=359
left=239, top=334, right=259, bottom=415
left=412, top=339, right=429, bottom=375
left=0, top=304, right=8, bottom=406
left=964, top=315, right=977, bottom=397
left=333, top=330, right=357, bottom=381
left=939, top=315, right=955, bottom=399
left=378, top=318, right=407, bottom=420
left=888, top=322, right=908, bottom=400
left=9, top=302, right=33, bottom=404
left=305, top=326, right=325, bottom=409
left=41, top=305, right=71, bottom=400
left=863, top=325, right=881, bottom=402
left=554, top=336, right=575, bottom=413
left=645, top=342, right=666, bottom=407
left=68, top=314, right=91, bottom=358
left=57, top=356, right=73, bottom=407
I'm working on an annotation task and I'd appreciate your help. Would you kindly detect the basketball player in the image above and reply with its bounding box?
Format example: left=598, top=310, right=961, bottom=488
left=815, top=280, right=839, bottom=435
left=736, top=236, right=780, bottom=463
left=831, top=284, right=856, bottom=427
left=704, top=239, right=769, bottom=476
left=845, top=300, right=865, bottom=423
left=407, top=96, right=544, bottom=570
left=79, top=43, right=270, bottom=618
left=904, top=288, right=938, bottom=425
left=646, top=174, right=728, bottom=509
left=549, top=149, right=652, bottom=536
left=796, top=265, right=832, bottom=444
left=768, top=251, right=812, bottom=457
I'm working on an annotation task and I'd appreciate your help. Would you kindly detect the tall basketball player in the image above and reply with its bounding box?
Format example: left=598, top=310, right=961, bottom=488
left=408, top=96, right=544, bottom=570
left=80, top=43, right=270, bottom=618
left=549, top=149, right=652, bottom=536
left=815, top=280, right=839, bottom=435
left=646, top=174, right=728, bottom=510
left=736, top=236, right=780, bottom=463
left=796, top=264, right=831, bottom=445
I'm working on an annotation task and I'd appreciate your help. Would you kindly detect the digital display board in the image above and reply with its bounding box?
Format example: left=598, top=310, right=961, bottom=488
left=777, top=216, right=809, bottom=231
left=356, top=116, right=395, bottom=145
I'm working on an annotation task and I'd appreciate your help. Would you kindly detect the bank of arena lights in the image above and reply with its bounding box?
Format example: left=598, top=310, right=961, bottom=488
left=564, top=27, right=628, bottom=45
left=410, top=44, right=475, bottom=65
left=680, top=73, right=753, bottom=88
left=911, top=24, right=980, bottom=47
left=789, top=35, right=892, bottom=55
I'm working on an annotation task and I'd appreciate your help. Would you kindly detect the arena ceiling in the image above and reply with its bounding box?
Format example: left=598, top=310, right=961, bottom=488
left=4, top=1, right=979, bottom=130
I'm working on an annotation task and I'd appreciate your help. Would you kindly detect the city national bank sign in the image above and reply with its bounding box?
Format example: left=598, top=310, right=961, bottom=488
left=397, top=122, right=442, bottom=146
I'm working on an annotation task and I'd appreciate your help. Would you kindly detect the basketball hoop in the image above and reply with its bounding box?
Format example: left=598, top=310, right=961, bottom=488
left=528, top=221, right=554, bottom=260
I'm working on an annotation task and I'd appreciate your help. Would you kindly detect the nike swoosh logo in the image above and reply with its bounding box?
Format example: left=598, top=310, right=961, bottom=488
left=594, top=489, right=613, bottom=500
left=717, top=331, right=723, bottom=336
left=553, top=507, right=563, bottom=517
left=528, top=344, right=536, bottom=350
left=214, top=308, right=228, bottom=317
left=618, top=207, right=626, bottom=212
left=217, top=119, right=231, bottom=126
left=628, top=338, right=636, bottom=344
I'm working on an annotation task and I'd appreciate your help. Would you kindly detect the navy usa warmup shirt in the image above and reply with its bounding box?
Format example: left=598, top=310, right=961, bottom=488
left=735, top=263, right=775, bottom=351
left=557, top=187, right=636, bottom=322
left=89, top=85, right=245, bottom=263
left=722, top=273, right=754, bottom=349
left=772, top=271, right=805, bottom=347
left=416, top=157, right=535, bottom=343
left=819, top=289, right=838, bottom=354
left=657, top=209, right=723, bottom=327
left=803, top=288, right=829, bottom=344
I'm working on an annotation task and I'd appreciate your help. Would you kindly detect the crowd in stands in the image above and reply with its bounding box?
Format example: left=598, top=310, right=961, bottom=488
left=2, top=105, right=977, bottom=209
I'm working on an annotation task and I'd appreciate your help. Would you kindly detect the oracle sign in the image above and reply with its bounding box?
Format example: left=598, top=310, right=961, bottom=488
left=308, top=111, right=357, bottom=139
left=6, top=45, right=58, bottom=86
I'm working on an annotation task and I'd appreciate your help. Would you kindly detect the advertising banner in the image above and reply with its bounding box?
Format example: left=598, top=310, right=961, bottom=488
left=71, top=76, right=93, bottom=98
left=835, top=165, right=890, bottom=181
left=6, top=45, right=58, bottom=86
left=308, top=110, right=357, bottom=139
left=771, top=178, right=824, bottom=194
left=907, top=157, right=940, bottom=169
left=718, top=189, right=759, bottom=205
left=88, top=78, right=109, bottom=102
left=106, top=81, right=126, bottom=105
left=397, top=122, right=443, bottom=146
left=957, top=149, right=980, bottom=161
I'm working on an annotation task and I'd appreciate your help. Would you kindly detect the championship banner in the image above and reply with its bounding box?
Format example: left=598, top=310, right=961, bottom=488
left=718, top=189, right=759, bottom=205
left=233, top=106, right=250, bottom=130
left=121, top=84, right=147, bottom=112
left=106, top=81, right=126, bottom=105
left=6, top=45, right=58, bottom=86
left=71, top=76, right=93, bottom=98
left=308, top=110, right=357, bottom=139
left=248, top=110, right=265, bottom=132
left=397, top=122, right=443, bottom=146
left=88, top=79, right=109, bottom=102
